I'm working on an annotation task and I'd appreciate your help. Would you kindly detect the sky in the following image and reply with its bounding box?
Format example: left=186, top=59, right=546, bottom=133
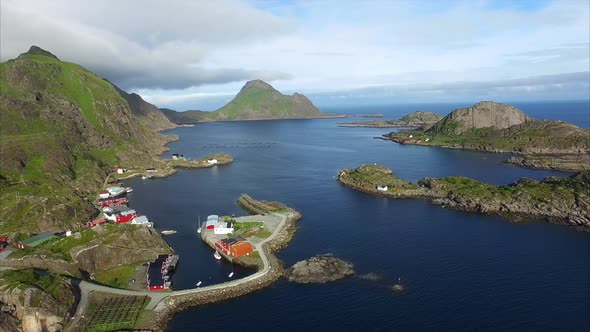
left=1, top=0, right=589, bottom=111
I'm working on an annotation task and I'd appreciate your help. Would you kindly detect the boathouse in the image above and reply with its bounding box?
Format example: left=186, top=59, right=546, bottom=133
left=205, top=215, right=219, bottom=230
left=215, top=237, right=254, bottom=258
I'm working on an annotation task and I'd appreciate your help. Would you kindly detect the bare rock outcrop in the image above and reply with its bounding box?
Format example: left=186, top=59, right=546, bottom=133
left=285, top=254, right=354, bottom=283
left=429, top=101, right=534, bottom=134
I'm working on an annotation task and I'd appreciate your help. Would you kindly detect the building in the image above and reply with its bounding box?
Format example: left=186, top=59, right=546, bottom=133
left=205, top=215, right=219, bottom=230
left=206, top=159, right=218, bottom=165
left=116, top=210, right=137, bottom=224
left=214, top=221, right=234, bottom=235
left=86, top=218, right=106, bottom=227
left=103, top=205, right=132, bottom=221
left=146, top=168, right=157, bottom=173
left=105, top=186, right=126, bottom=197
left=16, top=232, right=57, bottom=249
left=376, top=185, right=388, bottom=191
left=99, top=190, right=110, bottom=199
left=131, top=215, right=153, bottom=227
left=147, top=254, right=178, bottom=291
left=172, top=153, right=186, bottom=160
left=215, top=237, right=254, bottom=258
left=98, top=196, right=127, bottom=208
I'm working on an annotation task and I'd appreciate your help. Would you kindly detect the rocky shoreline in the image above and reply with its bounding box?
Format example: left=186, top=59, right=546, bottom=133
left=338, top=164, right=590, bottom=230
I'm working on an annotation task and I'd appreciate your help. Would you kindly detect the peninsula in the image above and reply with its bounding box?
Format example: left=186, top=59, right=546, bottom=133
left=382, top=101, right=590, bottom=172
left=338, top=164, right=590, bottom=230
left=339, top=111, right=443, bottom=128
left=162, top=80, right=341, bottom=123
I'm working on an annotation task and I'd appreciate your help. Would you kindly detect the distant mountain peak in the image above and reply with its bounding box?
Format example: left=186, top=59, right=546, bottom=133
left=20, top=46, right=60, bottom=60
left=242, top=79, right=275, bottom=91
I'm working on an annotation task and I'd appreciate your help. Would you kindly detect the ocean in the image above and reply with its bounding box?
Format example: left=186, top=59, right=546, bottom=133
left=123, top=101, right=590, bottom=331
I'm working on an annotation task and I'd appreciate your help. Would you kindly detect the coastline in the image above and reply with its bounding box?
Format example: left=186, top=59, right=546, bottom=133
left=381, top=135, right=590, bottom=172
left=337, top=165, right=590, bottom=230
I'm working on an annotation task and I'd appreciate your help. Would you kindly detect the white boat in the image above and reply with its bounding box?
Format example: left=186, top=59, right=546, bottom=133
left=126, top=187, right=133, bottom=193
left=196, top=281, right=202, bottom=287
left=161, top=230, right=177, bottom=235
left=141, top=176, right=147, bottom=180
left=228, top=272, right=234, bottom=278
left=214, top=251, right=222, bottom=260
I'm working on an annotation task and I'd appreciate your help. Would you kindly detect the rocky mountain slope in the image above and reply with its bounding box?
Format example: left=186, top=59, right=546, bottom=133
left=339, top=111, right=443, bottom=128
left=163, top=80, right=333, bottom=123
left=0, top=269, right=76, bottom=332
left=0, top=46, right=175, bottom=233
left=428, top=101, right=534, bottom=134
left=384, top=102, right=590, bottom=171
left=338, top=164, right=590, bottom=229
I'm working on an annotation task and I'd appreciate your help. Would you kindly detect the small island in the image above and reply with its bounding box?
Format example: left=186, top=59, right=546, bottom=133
left=338, top=164, right=590, bottom=230
left=381, top=102, right=590, bottom=172
left=339, top=111, right=443, bottom=128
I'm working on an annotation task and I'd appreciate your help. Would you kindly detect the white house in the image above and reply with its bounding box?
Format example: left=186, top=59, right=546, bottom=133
left=131, top=215, right=153, bottom=227
left=116, top=168, right=126, bottom=174
left=214, top=221, right=234, bottom=235
left=377, top=185, right=388, bottom=192
left=205, top=215, right=219, bottom=230
left=207, top=159, right=218, bottom=165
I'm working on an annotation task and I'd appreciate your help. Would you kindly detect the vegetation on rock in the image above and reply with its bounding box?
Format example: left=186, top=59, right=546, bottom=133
left=163, top=80, right=331, bottom=123
left=339, top=111, right=443, bottom=128
left=384, top=102, right=590, bottom=171
left=339, top=164, right=590, bottom=229
left=0, top=46, right=175, bottom=233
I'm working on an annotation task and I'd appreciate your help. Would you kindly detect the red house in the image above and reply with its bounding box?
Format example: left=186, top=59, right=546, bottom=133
left=215, top=237, right=254, bottom=258
left=116, top=210, right=137, bottom=223
left=98, top=197, right=127, bottom=208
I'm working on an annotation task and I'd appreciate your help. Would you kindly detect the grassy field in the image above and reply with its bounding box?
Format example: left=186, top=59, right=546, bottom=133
left=94, top=262, right=144, bottom=289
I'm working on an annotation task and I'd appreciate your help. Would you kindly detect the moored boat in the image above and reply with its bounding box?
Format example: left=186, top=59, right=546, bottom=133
left=214, top=251, right=222, bottom=260
left=161, top=230, right=177, bottom=235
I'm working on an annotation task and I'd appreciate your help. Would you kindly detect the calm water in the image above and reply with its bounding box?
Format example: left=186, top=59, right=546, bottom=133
left=124, top=101, right=590, bottom=331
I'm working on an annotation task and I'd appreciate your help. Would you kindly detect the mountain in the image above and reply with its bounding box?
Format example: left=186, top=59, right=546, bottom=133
left=163, top=80, right=331, bottom=123
left=0, top=46, right=175, bottom=233
left=385, top=101, right=590, bottom=171
left=399, top=111, right=443, bottom=124
left=428, top=101, right=534, bottom=134
left=339, top=111, right=443, bottom=128
left=160, top=108, right=209, bottom=124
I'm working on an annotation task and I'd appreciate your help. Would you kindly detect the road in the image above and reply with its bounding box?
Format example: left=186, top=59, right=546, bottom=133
left=66, top=212, right=289, bottom=330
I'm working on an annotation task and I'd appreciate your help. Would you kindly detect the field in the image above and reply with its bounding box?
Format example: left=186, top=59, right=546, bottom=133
left=85, top=293, right=148, bottom=332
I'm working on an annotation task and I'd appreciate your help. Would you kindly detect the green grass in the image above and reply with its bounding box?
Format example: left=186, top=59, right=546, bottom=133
left=94, top=262, right=143, bottom=289
left=0, top=269, right=64, bottom=299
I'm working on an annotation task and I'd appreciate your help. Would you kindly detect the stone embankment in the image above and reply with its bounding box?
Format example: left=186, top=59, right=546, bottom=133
left=338, top=164, right=590, bottom=230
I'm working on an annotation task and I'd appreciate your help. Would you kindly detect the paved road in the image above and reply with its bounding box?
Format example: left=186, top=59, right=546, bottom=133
left=66, top=212, right=289, bottom=330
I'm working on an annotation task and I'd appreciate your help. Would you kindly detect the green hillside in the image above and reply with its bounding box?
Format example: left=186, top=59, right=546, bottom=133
left=163, top=80, right=328, bottom=123
left=0, top=46, right=174, bottom=233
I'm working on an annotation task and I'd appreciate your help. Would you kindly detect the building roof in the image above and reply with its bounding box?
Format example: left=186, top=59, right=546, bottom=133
left=207, top=215, right=219, bottom=221
left=205, top=219, right=217, bottom=227
left=220, top=236, right=246, bottom=246
left=132, top=216, right=149, bottom=223
left=119, top=210, right=136, bottom=216
left=21, top=232, right=57, bottom=247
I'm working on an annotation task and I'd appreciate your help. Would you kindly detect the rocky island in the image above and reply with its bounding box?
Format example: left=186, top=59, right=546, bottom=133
left=339, top=111, right=443, bottom=128
left=338, top=164, right=590, bottom=230
left=285, top=254, right=354, bottom=283
left=382, top=102, right=590, bottom=172
left=162, top=80, right=341, bottom=123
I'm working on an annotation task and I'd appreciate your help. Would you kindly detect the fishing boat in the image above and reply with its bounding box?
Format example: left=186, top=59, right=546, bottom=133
left=161, top=230, right=177, bottom=235
left=214, top=251, right=222, bottom=260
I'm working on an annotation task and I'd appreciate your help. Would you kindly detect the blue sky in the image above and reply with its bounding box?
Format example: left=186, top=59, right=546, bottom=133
left=1, top=0, right=589, bottom=110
